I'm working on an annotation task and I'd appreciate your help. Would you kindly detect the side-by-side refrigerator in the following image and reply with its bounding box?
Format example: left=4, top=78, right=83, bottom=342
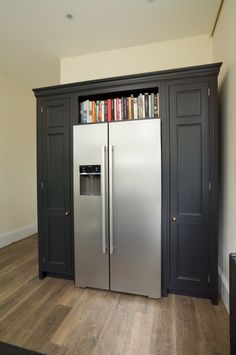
left=73, top=119, right=161, bottom=298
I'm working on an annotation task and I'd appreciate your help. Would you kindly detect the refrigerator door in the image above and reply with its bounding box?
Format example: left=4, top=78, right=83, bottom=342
left=109, top=119, right=161, bottom=298
left=73, top=123, right=109, bottom=289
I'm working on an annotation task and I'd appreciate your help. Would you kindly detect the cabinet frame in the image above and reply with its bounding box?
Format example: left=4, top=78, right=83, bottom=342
left=33, top=62, right=222, bottom=302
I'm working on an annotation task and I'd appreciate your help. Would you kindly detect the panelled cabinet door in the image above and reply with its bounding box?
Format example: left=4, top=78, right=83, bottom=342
left=169, top=81, right=210, bottom=297
left=41, top=98, right=73, bottom=277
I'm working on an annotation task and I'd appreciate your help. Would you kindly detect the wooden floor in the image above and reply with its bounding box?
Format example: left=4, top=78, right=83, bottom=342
left=0, top=235, right=229, bottom=355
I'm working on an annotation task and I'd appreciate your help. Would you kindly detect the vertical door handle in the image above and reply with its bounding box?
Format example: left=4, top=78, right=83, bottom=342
left=109, top=145, right=114, bottom=254
left=101, top=146, right=107, bottom=254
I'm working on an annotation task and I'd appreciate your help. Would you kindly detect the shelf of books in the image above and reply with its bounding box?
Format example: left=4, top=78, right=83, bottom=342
left=79, top=92, right=160, bottom=124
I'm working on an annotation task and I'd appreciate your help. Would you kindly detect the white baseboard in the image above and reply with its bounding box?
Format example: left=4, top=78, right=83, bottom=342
left=0, top=224, right=37, bottom=249
left=218, top=266, right=229, bottom=312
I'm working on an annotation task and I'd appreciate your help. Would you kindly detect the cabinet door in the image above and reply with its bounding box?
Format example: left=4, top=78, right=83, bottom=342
left=40, top=98, right=73, bottom=277
left=169, top=81, right=210, bottom=296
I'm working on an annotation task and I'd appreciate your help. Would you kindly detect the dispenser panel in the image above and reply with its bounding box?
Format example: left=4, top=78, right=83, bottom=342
left=79, top=165, right=101, bottom=196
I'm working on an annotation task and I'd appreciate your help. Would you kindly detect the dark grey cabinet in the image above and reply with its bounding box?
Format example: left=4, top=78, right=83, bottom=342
left=169, top=81, right=210, bottom=297
left=33, top=63, right=221, bottom=303
left=37, top=98, right=73, bottom=279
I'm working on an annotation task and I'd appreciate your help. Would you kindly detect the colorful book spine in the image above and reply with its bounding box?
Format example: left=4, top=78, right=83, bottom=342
left=104, top=100, right=108, bottom=121
left=107, top=99, right=112, bottom=122
left=154, top=94, right=158, bottom=118
left=111, top=99, right=114, bottom=121
left=121, top=97, right=124, bottom=120
left=80, top=91, right=160, bottom=123
left=126, top=97, right=129, bottom=120
left=142, top=95, right=145, bottom=119
left=101, top=101, right=104, bottom=122
left=131, top=94, right=134, bottom=120
left=151, top=93, right=154, bottom=118
left=83, top=101, right=87, bottom=123
left=116, top=98, right=119, bottom=121
left=128, top=97, right=132, bottom=119
left=96, top=100, right=99, bottom=122
left=114, top=99, right=116, bottom=121
left=118, top=99, right=121, bottom=121
left=133, top=97, right=138, bottom=119
left=123, top=97, right=127, bottom=120
left=144, top=93, right=148, bottom=118
left=92, top=101, right=96, bottom=123
left=148, top=95, right=151, bottom=118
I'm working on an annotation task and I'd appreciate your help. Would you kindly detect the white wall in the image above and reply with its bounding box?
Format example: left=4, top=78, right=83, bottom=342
left=0, top=70, right=37, bottom=247
left=60, top=35, right=213, bottom=84
left=213, top=0, right=236, bottom=312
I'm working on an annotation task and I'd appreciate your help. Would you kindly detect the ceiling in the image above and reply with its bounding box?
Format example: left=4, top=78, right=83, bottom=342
left=0, top=0, right=221, bottom=89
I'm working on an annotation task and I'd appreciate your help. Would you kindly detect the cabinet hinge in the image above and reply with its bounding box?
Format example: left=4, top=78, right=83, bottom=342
left=209, top=181, right=212, bottom=192
left=208, top=88, right=211, bottom=96
left=42, top=256, right=45, bottom=264
left=208, top=274, right=211, bottom=284
left=40, top=106, right=43, bottom=113
left=41, top=182, right=44, bottom=189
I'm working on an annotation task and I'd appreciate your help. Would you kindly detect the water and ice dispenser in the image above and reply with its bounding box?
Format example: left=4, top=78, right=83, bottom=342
left=79, top=165, right=101, bottom=196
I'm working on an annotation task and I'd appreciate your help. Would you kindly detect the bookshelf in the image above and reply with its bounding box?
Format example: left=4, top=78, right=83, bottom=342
left=78, top=90, right=160, bottom=124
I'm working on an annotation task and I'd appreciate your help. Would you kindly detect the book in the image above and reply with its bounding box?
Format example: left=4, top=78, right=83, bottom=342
left=119, top=99, right=122, bottom=121
left=142, top=95, right=145, bottom=119
left=116, top=98, right=120, bottom=120
left=154, top=94, right=158, bottom=118
left=157, top=93, right=160, bottom=117
left=133, top=97, right=138, bottom=119
left=148, top=95, right=151, bottom=118
left=111, top=99, right=114, bottom=121
left=83, top=101, right=87, bottom=123
left=144, top=93, right=149, bottom=118
left=128, top=97, right=132, bottom=119
left=101, top=101, right=104, bottom=122
left=121, top=97, right=124, bottom=120
left=92, top=101, right=96, bottom=123
left=107, top=99, right=112, bottom=122
left=96, top=100, right=100, bottom=122
left=126, top=97, right=129, bottom=120
left=104, top=100, right=108, bottom=121
left=131, top=94, right=134, bottom=120
left=150, top=93, right=154, bottom=118
left=114, top=98, right=117, bottom=121
left=137, top=94, right=141, bottom=119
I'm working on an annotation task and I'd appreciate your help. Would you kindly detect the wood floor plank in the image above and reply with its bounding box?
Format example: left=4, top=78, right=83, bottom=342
left=57, top=282, right=83, bottom=308
left=91, top=293, right=136, bottom=355
left=150, top=295, right=176, bottom=355
left=174, top=295, right=201, bottom=355
left=0, top=257, right=37, bottom=303
left=0, top=235, right=230, bottom=355
left=194, top=297, right=230, bottom=355
left=23, top=304, right=71, bottom=352
left=0, top=278, right=65, bottom=342
left=0, top=276, right=40, bottom=321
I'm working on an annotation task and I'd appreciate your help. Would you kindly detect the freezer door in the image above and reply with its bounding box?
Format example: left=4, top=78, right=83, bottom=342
left=109, top=119, right=161, bottom=298
left=73, top=123, right=109, bottom=290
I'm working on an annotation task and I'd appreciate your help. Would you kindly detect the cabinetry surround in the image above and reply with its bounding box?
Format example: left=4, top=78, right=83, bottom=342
left=33, top=62, right=222, bottom=303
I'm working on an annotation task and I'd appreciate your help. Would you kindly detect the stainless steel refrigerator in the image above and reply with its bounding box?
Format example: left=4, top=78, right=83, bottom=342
left=73, top=119, right=161, bottom=298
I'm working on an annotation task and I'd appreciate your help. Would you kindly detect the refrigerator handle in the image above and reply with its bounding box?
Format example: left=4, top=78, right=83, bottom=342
left=109, top=145, right=114, bottom=255
left=101, top=146, right=107, bottom=254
